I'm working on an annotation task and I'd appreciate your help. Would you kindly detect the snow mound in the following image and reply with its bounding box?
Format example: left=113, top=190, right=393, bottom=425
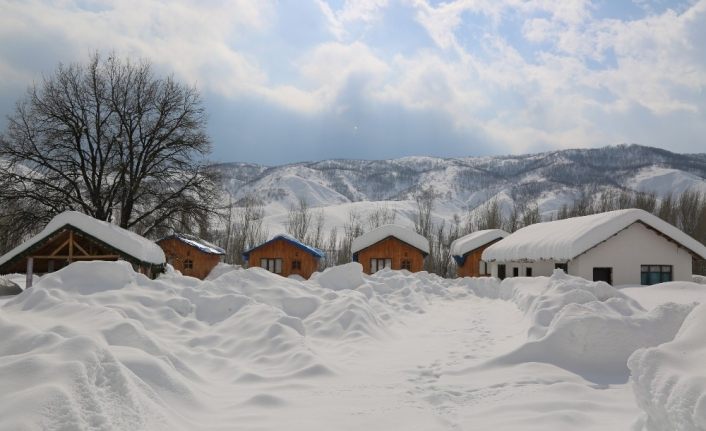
left=314, top=262, right=365, bottom=291
left=490, top=271, right=694, bottom=382
left=0, top=260, right=458, bottom=429
left=629, top=303, right=706, bottom=430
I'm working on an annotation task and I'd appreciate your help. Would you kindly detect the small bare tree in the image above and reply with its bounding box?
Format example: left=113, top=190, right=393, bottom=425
left=367, top=204, right=397, bottom=230
left=286, top=197, right=312, bottom=241
left=414, top=187, right=436, bottom=239
left=227, top=195, right=268, bottom=265
left=338, top=209, right=364, bottom=264
left=472, top=198, right=504, bottom=231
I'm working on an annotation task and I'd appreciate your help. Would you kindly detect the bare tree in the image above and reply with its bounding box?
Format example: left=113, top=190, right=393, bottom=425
left=414, top=187, right=436, bottom=239
left=521, top=202, right=542, bottom=228
left=367, top=204, right=397, bottom=230
left=286, top=197, right=312, bottom=241
left=0, top=53, right=218, bottom=239
left=472, top=198, right=504, bottom=231
left=226, top=195, right=268, bottom=265
left=338, top=209, right=364, bottom=265
left=307, top=209, right=325, bottom=250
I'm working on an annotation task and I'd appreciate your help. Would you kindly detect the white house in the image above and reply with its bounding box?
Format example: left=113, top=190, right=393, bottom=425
left=481, top=208, right=706, bottom=285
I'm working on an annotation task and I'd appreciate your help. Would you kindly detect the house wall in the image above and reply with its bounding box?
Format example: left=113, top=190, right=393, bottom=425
left=488, top=222, right=695, bottom=285
left=571, top=222, right=693, bottom=285
left=247, top=238, right=320, bottom=279
left=355, top=236, right=425, bottom=274
left=158, top=238, right=221, bottom=280
left=457, top=239, right=503, bottom=278
left=488, top=260, right=556, bottom=278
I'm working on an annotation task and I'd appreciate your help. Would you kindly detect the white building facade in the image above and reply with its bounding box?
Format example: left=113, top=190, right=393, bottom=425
left=482, top=209, right=706, bottom=286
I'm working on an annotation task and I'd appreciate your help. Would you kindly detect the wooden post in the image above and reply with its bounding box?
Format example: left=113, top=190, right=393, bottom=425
left=26, top=257, right=34, bottom=288
left=68, top=231, right=74, bottom=263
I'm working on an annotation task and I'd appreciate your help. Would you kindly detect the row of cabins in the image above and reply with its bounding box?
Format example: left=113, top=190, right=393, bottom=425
left=1, top=208, right=705, bottom=286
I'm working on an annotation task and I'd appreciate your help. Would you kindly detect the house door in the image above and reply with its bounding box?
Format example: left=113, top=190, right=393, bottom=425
left=593, top=267, right=613, bottom=285
left=497, top=264, right=506, bottom=280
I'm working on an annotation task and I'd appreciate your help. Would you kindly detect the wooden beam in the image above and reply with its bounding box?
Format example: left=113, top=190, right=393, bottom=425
left=72, top=241, right=89, bottom=256
left=49, top=238, right=70, bottom=257
left=68, top=231, right=74, bottom=262
left=30, top=255, right=120, bottom=260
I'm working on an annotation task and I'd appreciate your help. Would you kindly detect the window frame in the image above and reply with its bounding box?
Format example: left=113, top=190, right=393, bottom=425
left=370, top=258, right=392, bottom=272
left=641, top=264, right=672, bottom=285
left=260, top=258, right=283, bottom=274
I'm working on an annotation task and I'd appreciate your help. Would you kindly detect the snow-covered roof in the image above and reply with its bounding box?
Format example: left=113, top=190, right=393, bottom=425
left=351, top=224, right=430, bottom=255
left=451, top=229, right=509, bottom=257
left=242, top=234, right=325, bottom=260
left=482, top=208, right=706, bottom=262
left=0, top=211, right=165, bottom=267
left=159, top=233, right=225, bottom=255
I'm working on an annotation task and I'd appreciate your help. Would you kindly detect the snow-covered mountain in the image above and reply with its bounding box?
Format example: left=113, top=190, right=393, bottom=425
left=214, top=144, right=706, bottom=233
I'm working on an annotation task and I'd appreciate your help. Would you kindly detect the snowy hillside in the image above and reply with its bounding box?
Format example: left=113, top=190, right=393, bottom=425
left=214, top=144, right=706, bottom=233
left=1, top=261, right=704, bottom=429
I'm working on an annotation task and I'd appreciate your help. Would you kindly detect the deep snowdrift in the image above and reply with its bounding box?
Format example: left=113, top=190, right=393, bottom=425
left=0, top=262, right=703, bottom=429
left=482, top=271, right=695, bottom=382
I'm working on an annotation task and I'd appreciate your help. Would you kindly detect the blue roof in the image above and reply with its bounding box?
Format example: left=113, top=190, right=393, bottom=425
left=242, top=234, right=325, bottom=261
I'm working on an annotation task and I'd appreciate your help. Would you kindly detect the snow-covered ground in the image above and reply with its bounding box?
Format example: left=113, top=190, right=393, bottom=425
left=0, top=262, right=703, bottom=430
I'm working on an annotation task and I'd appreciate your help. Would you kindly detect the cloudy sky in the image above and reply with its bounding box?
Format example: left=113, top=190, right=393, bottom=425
left=1, top=0, right=705, bottom=164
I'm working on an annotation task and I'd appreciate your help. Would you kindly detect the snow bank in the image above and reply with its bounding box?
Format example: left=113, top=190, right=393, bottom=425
left=488, top=271, right=694, bottom=382
left=629, top=303, right=706, bottom=430
left=0, top=260, right=454, bottom=429
left=482, top=208, right=706, bottom=262
left=351, top=224, right=430, bottom=255
left=0, top=211, right=165, bottom=266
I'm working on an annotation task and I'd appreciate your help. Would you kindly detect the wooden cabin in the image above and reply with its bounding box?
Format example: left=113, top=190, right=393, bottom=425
left=351, top=225, right=429, bottom=274
left=157, top=233, right=225, bottom=280
left=0, top=211, right=165, bottom=286
left=243, top=235, right=324, bottom=279
left=450, top=229, right=509, bottom=278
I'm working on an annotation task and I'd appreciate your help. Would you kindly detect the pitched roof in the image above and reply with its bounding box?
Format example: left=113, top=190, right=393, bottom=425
left=351, top=224, right=430, bottom=255
left=242, top=234, right=324, bottom=260
left=158, top=233, right=225, bottom=255
left=482, top=208, right=706, bottom=262
left=0, top=211, right=165, bottom=268
left=451, top=229, right=509, bottom=257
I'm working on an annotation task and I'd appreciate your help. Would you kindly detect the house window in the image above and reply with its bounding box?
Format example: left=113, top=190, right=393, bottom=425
left=555, top=263, right=568, bottom=272
left=497, top=264, right=506, bottom=280
left=401, top=259, right=412, bottom=270
left=370, top=258, right=392, bottom=272
left=525, top=267, right=532, bottom=277
left=260, top=258, right=282, bottom=274
left=292, top=260, right=302, bottom=270
left=512, top=267, right=519, bottom=277
left=184, top=259, right=193, bottom=270
left=641, top=265, right=672, bottom=285
left=479, top=261, right=487, bottom=275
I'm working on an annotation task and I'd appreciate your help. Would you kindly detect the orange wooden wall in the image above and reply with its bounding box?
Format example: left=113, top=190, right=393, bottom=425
left=355, top=236, right=426, bottom=274
left=247, top=238, right=320, bottom=279
left=456, top=239, right=502, bottom=278
left=158, top=238, right=221, bottom=280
